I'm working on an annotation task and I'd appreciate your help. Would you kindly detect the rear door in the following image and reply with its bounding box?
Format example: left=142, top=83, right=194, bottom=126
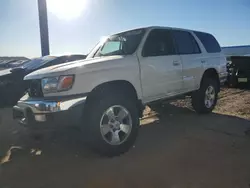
left=193, top=31, right=227, bottom=83
left=172, top=29, right=204, bottom=92
left=138, top=29, right=183, bottom=102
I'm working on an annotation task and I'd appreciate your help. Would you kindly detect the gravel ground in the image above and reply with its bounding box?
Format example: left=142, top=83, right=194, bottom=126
left=0, top=88, right=250, bottom=188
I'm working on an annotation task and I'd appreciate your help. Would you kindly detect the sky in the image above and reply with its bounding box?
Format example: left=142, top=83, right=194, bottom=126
left=0, top=0, right=249, bottom=58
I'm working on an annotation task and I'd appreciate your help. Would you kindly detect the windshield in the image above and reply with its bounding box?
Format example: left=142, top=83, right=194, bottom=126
left=21, top=56, right=56, bottom=70
left=93, top=29, right=145, bottom=58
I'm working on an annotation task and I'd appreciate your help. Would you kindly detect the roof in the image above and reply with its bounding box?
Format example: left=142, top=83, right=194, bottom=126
left=112, top=26, right=210, bottom=36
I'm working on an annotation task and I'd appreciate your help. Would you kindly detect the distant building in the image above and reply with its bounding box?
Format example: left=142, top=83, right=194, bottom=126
left=222, top=45, right=250, bottom=57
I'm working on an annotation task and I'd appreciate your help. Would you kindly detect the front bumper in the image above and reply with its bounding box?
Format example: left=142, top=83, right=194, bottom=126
left=13, top=94, right=86, bottom=129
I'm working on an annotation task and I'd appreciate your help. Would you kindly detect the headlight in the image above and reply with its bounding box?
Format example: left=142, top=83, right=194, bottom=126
left=41, top=75, right=74, bottom=94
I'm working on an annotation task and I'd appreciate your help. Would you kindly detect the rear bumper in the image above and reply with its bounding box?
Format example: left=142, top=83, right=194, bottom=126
left=227, top=71, right=250, bottom=84
left=13, top=94, right=86, bottom=130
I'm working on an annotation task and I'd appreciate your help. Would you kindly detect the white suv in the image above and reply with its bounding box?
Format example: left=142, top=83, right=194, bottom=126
left=13, top=26, right=227, bottom=156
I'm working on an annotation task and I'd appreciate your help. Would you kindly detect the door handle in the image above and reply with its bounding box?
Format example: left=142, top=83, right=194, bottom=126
left=201, top=60, right=206, bottom=64
left=173, top=61, right=180, bottom=66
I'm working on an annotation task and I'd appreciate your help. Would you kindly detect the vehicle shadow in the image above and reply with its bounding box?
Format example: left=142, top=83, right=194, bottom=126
left=224, top=83, right=250, bottom=90
left=1, top=104, right=250, bottom=188
left=0, top=100, right=17, bottom=109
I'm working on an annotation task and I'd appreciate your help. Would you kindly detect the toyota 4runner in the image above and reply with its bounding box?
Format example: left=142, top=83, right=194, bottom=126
left=13, top=26, right=227, bottom=156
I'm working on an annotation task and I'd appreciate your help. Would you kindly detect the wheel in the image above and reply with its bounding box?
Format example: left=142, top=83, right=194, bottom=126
left=192, top=77, right=219, bottom=114
left=83, top=89, right=139, bottom=157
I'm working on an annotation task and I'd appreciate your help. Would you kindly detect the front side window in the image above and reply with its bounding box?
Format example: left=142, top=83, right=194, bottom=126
left=93, top=29, right=145, bottom=57
left=101, top=41, right=121, bottom=54
left=142, top=29, right=176, bottom=57
left=172, top=30, right=201, bottom=55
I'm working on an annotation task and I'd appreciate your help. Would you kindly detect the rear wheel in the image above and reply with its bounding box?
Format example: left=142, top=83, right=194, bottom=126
left=83, top=90, right=139, bottom=157
left=192, top=77, right=219, bottom=114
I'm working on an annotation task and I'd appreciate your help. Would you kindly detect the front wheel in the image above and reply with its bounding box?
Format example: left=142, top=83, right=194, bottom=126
left=192, top=78, right=219, bottom=114
left=84, top=91, right=139, bottom=157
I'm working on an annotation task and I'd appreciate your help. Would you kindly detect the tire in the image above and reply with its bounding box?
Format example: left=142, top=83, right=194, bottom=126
left=192, top=77, right=219, bottom=114
left=83, top=89, right=139, bottom=157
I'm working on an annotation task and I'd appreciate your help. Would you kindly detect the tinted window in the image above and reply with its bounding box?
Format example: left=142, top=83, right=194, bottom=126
left=194, top=31, right=221, bottom=53
left=51, top=55, right=86, bottom=65
left=63, top=55, right=86, bottom=63
left=21, top=56, right=56, bottom=70
left=50, top=57, right=65, bottom=66
left=142, top=29, right=176, bottom=57
left=72, top=55, right=86, bottom=61
left=173, top=30, right=201, bottom=54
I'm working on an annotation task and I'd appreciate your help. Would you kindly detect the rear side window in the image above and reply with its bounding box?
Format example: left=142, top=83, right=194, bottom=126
left=142, top=29, right=176, bottom=57
left=172, top=30, right=201, bottom=55
left=194, top=31, right=221, bottom=53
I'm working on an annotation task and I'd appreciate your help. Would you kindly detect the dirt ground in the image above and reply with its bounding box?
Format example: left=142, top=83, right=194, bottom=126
left=0, top=88, right=250, bottom=188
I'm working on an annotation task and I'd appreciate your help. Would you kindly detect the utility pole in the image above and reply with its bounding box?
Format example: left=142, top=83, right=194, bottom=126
left=37, top=0, right=50, bottom=56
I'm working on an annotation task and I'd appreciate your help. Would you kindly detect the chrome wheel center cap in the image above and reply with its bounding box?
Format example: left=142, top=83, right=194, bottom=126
left=113, top=121, right=120, bottom=129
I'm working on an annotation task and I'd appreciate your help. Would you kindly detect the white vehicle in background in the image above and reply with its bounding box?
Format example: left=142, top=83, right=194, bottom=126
left=13, top=26, right=227, bottom=156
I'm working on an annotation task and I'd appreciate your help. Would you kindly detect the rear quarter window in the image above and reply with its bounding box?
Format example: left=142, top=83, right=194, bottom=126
left=194, top=31, right=221, bottom=53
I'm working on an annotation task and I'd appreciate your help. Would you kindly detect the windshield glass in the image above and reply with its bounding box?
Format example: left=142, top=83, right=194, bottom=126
left=21, top=56, right=56, bottom=70
left=93, top=29, right=145, bottom=58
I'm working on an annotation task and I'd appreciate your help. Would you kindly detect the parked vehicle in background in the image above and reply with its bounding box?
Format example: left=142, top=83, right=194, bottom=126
left=0, top=60, right=18, bottom=70
left=0, top=54, right=86, bottom=106
left=13, top=26, right=227, bottom=156
left=227, top=56, right=250, bottom=87
left=0, top=60, right=16, bottom=69
left=4, top=59, right=30, bottom=69
left=0, top=59, right=30, bottom=70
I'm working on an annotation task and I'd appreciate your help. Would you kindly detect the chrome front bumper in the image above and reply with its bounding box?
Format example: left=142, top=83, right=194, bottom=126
left=13, top=94, right=86, bottom=125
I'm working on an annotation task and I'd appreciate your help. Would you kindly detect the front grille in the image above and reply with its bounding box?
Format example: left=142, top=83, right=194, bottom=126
left=28, top=80, right=43, bottom=98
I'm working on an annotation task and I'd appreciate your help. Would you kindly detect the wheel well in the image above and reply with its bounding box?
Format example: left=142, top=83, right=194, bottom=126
left=86, top=80, right=144, bottom=117
left=201, top=68, right=220, bottom=90
left=91, top=80, right=138, bottom=99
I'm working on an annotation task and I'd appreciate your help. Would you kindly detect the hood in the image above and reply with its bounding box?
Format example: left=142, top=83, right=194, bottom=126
left=24, top=56, right=124, bottom=80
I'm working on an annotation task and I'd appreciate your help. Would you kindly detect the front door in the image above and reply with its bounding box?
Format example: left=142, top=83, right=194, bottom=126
left=138, top=29, right=183, bottom=102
